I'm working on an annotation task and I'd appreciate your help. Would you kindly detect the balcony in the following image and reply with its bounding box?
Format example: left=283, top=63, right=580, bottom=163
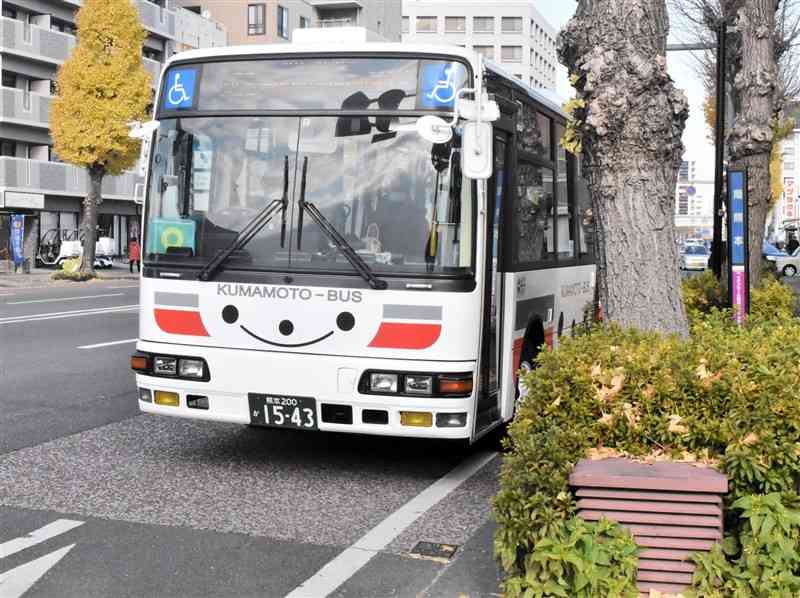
left=319, top=18, right=357, bottom=28
left=0, top=17, right=76, bottom=65
left=0, top=88, right=52, bottom=129
left=135, top=0, right=176, bottom=39
left=0, top=158, right=137, bottom=201
left=143, top=57, right=162, bottom=87
left=63, top=0, right=176, bottom=39
left=306, top=1, right=363, bottom=7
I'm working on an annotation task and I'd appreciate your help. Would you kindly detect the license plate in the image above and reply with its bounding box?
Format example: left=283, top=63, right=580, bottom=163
left=248, top=394, right=317, bottom=430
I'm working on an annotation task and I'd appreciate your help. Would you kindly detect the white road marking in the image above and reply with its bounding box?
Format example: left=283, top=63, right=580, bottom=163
left=0, top=519, right=84, bottom=560
left=6, top=293, right=125, bottom=305
left=286, top=451, right=498, bottom=598
left=78, top=338, right=138, bottom=350
left=0, top=305, right=138, bottom=325
left=0, top=544, right=76, bottom=598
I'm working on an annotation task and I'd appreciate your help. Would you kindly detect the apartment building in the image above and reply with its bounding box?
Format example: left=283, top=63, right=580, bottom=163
left=174, top=0, right=402, bottom=45
left=674, top=160, right=713, bottom=240
left=401, top=0, right=558, bottom=91
left=769, top=102, right=800, bottom=242
left=0, top=0, right=226, bottom=261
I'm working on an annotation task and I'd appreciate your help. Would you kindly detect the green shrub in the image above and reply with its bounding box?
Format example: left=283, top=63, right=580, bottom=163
left=689, top=492, right=800, bottom=597
left=503, top=517, right=639, bottom=598
left=495, top=310, right=800, bottom=595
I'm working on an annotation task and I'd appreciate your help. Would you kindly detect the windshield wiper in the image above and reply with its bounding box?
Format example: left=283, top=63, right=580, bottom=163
left=198, top=156, right=289, bottom=282
left=296, top=157, right=388, bottom=290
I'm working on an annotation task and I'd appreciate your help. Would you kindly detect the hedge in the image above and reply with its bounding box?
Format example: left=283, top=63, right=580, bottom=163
left=494, top=277, right=800, bottom=597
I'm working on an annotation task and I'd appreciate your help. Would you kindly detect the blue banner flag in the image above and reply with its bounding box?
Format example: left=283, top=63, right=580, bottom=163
left=10, top=215, right=24, bottom=266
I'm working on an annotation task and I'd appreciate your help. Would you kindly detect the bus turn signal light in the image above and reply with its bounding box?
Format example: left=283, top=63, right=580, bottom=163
left=400, top=411, right=433, bottom=428
left=131, top=354, right=150, bottom=372
left=154, top=391, right=179, bottom=407
left=438, top=376, right=473, bottom=396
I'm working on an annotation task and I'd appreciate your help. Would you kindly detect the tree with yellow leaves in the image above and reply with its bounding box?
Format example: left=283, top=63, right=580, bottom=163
left=51, top=0, right=151, bottom=276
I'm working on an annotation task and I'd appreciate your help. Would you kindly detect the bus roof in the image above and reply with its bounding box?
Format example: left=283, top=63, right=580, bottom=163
left=166, top=42, right=479, bottom=69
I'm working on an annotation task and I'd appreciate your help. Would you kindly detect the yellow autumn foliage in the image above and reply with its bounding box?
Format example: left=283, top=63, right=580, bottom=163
left=50, top=0, right=151, bottom=175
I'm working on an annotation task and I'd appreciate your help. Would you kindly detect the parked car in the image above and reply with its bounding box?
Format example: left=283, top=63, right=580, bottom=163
left=681, top=245, right=710, bottom=270
left=763, top=241, right=787, bottom=261
left=774, top=247, right=800, bottom=276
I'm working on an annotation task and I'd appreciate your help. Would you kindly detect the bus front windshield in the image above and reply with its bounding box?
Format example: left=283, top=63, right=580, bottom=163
left=144, top=116, right=474, bottom=278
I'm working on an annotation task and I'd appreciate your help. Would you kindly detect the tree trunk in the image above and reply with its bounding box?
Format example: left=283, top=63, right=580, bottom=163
left=726, top=0, right=776, bottom=284
left=80, top=166, right=104, bottom=275
left=559, top=0, right=690, bottom=337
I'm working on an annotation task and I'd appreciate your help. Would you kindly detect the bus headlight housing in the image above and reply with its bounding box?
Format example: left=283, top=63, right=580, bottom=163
left=360, top=371, right=472, bottom=398
left=131, top=351, right=210, bottom=382
left=404, top=375, right=433, bottom=395
left=178, top=358, right=205, bottom=379
left=370, top=373, right=398, bottom=393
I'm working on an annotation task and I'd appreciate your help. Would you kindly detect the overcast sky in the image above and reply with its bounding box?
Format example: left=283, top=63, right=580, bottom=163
left=536, top=1, right=715, bottom=180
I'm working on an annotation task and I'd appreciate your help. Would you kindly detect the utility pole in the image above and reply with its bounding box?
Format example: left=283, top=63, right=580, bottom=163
left=711, top=21, right=727, bottom=278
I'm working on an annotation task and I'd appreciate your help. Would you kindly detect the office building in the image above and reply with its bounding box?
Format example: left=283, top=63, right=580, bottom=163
left=0, top=0, right=226, bottom=260
left=401, top=0, right=558, bottom=91
left=174, top=1, right=402, bottom=45
left=769, top=102, right=800, bottom=243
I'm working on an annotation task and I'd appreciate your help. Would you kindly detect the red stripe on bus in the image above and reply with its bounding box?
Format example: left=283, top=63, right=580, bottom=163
left=154, top=309, right=209, bottom=337
left=368, top=322, right=441, bottom=349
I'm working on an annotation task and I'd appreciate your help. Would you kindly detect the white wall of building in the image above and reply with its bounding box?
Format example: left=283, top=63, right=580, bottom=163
left=401, top=0, right=558, bottom=91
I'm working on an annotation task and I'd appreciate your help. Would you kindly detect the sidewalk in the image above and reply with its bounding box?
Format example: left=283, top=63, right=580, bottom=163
left=0, top=261, right=140, bottom=289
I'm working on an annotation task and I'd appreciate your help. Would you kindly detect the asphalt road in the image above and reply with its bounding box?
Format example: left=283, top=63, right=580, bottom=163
left=0, top=280, right=502, bottom=598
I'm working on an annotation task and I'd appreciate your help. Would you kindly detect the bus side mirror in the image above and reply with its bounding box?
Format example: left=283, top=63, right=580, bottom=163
left=461, top=122, right=493, bottom=180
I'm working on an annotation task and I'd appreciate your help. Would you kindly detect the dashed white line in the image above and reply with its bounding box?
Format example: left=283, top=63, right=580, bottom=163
left=0, top=544, right=77, bottom=598
left=0, top=305, right=138, bottom=325
left=0, top=519, right=84, bottom=560
left=285, top=451, right=498, bottom=598
left=78, top=338, right=138, bottom=350
left=6, top=293, right=125, bottom=305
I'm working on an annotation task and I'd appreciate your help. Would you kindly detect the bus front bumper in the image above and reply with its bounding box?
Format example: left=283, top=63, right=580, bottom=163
left=134, top=340, right=478, bottom=440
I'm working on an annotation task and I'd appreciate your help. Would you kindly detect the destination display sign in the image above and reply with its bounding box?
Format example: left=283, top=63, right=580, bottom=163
left=158, top=58, right=470, bottom=115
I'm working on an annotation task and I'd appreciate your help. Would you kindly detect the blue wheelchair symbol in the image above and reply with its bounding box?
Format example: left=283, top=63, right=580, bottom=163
left=164, top=69, right=196, bottom=110
left=419, top=63, right=464, bottom=109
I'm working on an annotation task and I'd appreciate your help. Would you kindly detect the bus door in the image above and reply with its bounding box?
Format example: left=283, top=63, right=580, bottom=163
left=475, top=132, right=511, bottom=435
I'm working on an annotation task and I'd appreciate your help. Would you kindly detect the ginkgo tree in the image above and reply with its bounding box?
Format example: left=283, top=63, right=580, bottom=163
left=51, top=0, right=151, bottom=276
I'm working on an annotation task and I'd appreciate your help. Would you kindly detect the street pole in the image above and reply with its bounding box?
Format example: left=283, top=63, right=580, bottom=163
left=711, top=21, right=727, bottom=278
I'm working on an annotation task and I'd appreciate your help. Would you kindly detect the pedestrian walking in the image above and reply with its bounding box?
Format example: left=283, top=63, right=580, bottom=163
left=787, top=234, right=799, bottom=255
left=128, top=237, right=141, bottom=273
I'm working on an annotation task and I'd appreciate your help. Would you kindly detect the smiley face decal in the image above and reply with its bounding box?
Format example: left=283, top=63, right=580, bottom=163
left=221, top=304, right=356, bottom=348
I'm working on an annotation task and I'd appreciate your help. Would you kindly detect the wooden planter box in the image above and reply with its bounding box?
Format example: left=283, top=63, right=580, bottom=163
left=569, top=458, right=727, bottom=597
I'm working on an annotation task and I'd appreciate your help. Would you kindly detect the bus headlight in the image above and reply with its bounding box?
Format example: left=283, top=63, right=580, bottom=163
left=370, top=373, right=398, bottom=393
left=404, top=375, right=433, bottom=395
left=153, top=356, right=178, bottom=376
left=179, top=358, right=205, bottom=379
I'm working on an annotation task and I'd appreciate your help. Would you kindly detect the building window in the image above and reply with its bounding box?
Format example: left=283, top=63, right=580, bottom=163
left=401, top=16, right=409, bottom=34
left=785, top=161, right=795, bottom=172
left=0, top=140, right=16, bottom=157
left=1, top=7, right=17, bottom=19
left=299, top=15, right=310, bottom=29
left=474, top=45, right=494, bottom=61
left=501, top=46, right=522, bottom=63
left=445, top=16, right=465, bottom=33
left=501, top=17, right=522, bottom=34
left=277, top=5, right=289, bottom=38
left=416, top=16, right=436, bottom=33
left=2, top=71, right=16, bottom=88
left=248, top=4, right=265, bottom=35
left=473, top=16, right=494, bottom=33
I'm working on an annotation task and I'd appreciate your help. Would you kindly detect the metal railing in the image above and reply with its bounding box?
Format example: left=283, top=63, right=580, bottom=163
left=0, top=17, right=76, bottom=64
left=0, top=158, right=138, bottom=200
left=0, top=87, right=52, bottom=128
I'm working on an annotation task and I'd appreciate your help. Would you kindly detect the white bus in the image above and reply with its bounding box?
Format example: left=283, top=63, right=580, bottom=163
left=131, top=31, right=596, bottom=443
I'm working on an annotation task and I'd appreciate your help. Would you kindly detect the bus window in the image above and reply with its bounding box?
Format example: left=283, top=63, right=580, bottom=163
left=516, top=108, right=551, bottom=162
left=515, top=162, right=555, bottom=265
left=556, top=124, right=575, bottom=259
left=576, top=159, right=595, bottom=259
